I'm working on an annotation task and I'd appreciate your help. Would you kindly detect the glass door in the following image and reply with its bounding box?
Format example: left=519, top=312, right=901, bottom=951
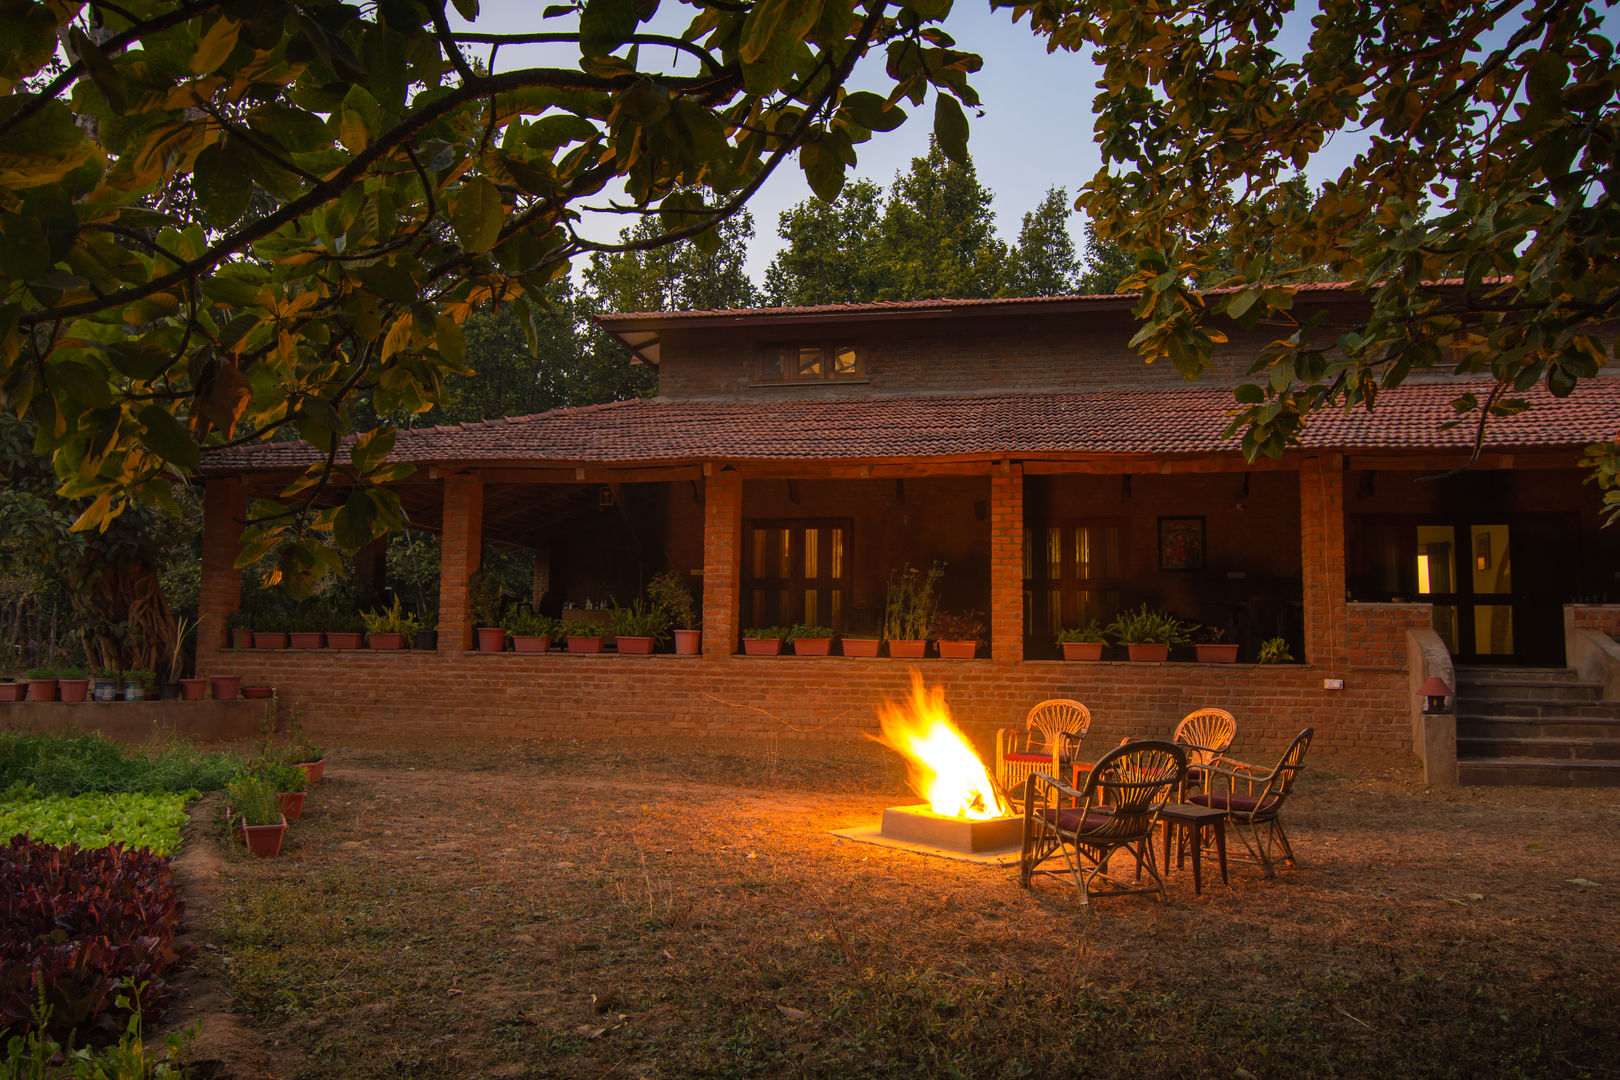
left=1415, top=523, right=1513, bottom=661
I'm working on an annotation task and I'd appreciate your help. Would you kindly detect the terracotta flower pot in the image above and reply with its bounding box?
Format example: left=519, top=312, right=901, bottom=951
left=887, top=640, right=926, bottom=659
left=1062, top=642, right=1105, bottom=661
left=229, top=628, right=253, bottom=649
left=26, top=679, right=57, bottom=702
left=512, top=635, right=552, bottom=653
left=254, top=631, right=289, bottom=649
left=743, top=638, right=782, bottom=656
left=179, top=678, right=208, bottom=700
left=56, top=678, right=90, bottom=702
left=1196, top=644, right=1239, bottom=663
left=240, top=818, right=288, bottom=857
left=673, top=629, right=701, bottom=656
left=296, top=757, right=326, bottom=783
left=289, top=631, right=323, bottom=649
left=937, top=640, right=978, bottom=659
left=326, top=632, right=363, bottom=649
left=210, top=675, right=242, bottom=700
left=0, top=682, right=26, bottom=702
left=841, top=638, right=880, bottom=657
left=477, top=627, right=507, bottom=651
left=276, top=791, right=306, bottom=820
left=1126, top=644, right=1170, bottom=662
left=792, top=637, right=832, bottom=656
left=567, top=636, right=604, bottom=654
left=369, top=632, right=407, bottom=650
left=617, top=636, right=655, bottom=654
left=241, top=686, right=274, bottom=699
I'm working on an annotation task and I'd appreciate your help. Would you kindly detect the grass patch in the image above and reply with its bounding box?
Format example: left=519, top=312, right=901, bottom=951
left=0, top=791, right=193, bottom=855
left=0, top=733, right=242, bottom=795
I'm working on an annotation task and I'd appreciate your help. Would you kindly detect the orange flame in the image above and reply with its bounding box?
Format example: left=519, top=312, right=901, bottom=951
left=872, top=670, right=1010, bottom=819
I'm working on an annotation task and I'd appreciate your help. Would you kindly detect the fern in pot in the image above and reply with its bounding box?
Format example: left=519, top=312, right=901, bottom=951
left=1105, top=604, right=1188, bottom=662
left=1055, top=619, right=1108, bottom=661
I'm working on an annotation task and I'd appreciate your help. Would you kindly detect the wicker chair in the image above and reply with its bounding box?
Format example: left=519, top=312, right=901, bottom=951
left=1172, top=707, right=1237, bottom=795
left=1189, top=727, right=1313, bottom=879
left=996, top=699, right=1091, bottom=805
left=1019, top=740, right=1187, bottom=905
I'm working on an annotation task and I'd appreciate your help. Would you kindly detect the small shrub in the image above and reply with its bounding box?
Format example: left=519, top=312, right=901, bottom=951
left=786, top=625, right=834, bottom=642
left=883, top=562, right=944, bottom=641
left=501, top=605, right=558, bottom=639
left=1258, top=637, right=1295, bottom=663
left=1105, top=604, right=1188, bottom=646
left=557, top=618, right=605, bottom=639
left=741, top=626, right=789, bottom=640
left=646, top=571, right=698, bottom=630
left=1054, top=620, right=1107, bottom=645
left=225, top=776, right=280, bottom=828
left=609, top=599, right=670, bottom=642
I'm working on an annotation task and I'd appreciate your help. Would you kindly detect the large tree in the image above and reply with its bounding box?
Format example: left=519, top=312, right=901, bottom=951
left=1008, top=0, right=1620, bottom=503
left=583, top=208, right=760, bottom=313
left=1001, top=186, right=1079, bottom=297
left=0, top=0, right=983, bottom=593
left=875, top=138, right=1006, bottom=300
left=764, top=179, right=887, bottom=305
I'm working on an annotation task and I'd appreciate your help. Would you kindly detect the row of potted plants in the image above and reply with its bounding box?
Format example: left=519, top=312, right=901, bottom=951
left=1054, top=605, right=1296, bottom=663
left=229, top=598, right=440, bottom=651
left=228, top=735, right=327, bottom=858
left=0, top=669, right=275, bottom=702
left=471, top=572, right=704, bottom=656
left=740, top=612, right=989, bottom=658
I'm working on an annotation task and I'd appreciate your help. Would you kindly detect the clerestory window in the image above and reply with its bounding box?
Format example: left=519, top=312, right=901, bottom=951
left=757, top=343, right=863, bottom=383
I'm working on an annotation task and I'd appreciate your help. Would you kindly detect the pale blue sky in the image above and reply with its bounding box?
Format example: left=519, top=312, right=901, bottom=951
left=458, top=1, right=1370, bottom=280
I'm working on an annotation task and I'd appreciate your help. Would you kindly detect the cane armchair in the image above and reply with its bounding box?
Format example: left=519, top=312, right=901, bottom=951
left=996, top=699, right=1090, bottom=805
left=1172, top=707, right=1237, bottom=795
left=1189, top=727, right=1313, bottom=879
left=1019, top=740, right=1187, bottom=905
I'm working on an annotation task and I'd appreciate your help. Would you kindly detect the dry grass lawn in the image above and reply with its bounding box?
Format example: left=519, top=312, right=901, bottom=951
left=168, top=737, right=1620, bottom=1079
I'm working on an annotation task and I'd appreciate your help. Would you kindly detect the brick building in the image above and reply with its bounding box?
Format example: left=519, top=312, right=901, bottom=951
left=198, top=288, right=1620, bottom=782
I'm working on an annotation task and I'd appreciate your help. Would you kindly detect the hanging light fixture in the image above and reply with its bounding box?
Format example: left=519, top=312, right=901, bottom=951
left=1419, top=676, right=1452, bottom=714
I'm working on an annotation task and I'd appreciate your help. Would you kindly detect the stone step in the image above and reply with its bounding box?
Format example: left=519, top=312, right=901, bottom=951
left=1459, top=716, right=1620, bottom=740
left=1454, top=680, right=1603, bottom=703
left=1456, top=666, right=1584, bottom=684
left=1457, top=759, right=1620, bottom=787
left=1458, top=698, right=1620, bottom=719
left=1456, top=735, right=1620, bottom=762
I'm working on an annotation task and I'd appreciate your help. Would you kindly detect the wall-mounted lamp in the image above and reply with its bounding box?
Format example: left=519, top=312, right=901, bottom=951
left=598, top=486, right=615, bottom=507
left=1419, top=676, right=1452, bottom=714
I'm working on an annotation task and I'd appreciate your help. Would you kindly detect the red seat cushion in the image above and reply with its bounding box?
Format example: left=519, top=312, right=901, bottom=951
left=1003, top=752, right=1059, bottom=763
left=1038, top=807, right=1115, bottom=832
left=1189, top=791, right=1277, bottom=815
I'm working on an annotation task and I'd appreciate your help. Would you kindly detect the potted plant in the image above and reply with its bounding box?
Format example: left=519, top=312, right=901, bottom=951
left=227, top=611, right=255, bottom=650
left=178, top=674, right=209, bottom=700
left=210, top=670, right=242, bottom=700
left=0, top=676, right=25, bottom=702
left=325, top=607, right=365, bottom=650
left=648, top=571, right=700, bottom=656
left=256, top=762, right=309, bottom=821
left=610, top=599, right=670, bottom=655
left=1056, top=620, right=1108, bottom=661
left=505, top=606, right=558, bottom=653
left=883, top=562, right=944, bottom=659
left=1191, top=623, right=1240, bottom=662
left=287, top=723, right=327, bottom=782
left=930, top=610, right=985, bottom=659
left=1106, top=604, right=1187, bottom=662
left=1258, top=636, right=1295, bottom=664
left=254, top=611, right=290, bottom=649
left=413, top=607, right=438, bottom=651
left=57, top=666, right=91, bottom=702
left=787, top=624, right=835, bottom=656
left=469, top=569, right=506, bottom=651
left=288, top=604, right=324, bottom=650
left=25, top=667, right=57, bottom=702
left=742, top=626, right=787, bottom=657
left=363, top=597, right=418, bottom=649
left=90, top=667, right=120, bottom=702
left=560, top=616, right=605, bottom=654
left=841, top=629, right=881, bottom=657
left=228, top=774, right=288, bottom=857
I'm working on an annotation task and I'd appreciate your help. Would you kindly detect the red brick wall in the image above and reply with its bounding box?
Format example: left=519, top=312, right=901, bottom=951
left=990, top=466, right=1023, bottom=663
left=1300, top=458, right=1347, bottom=672
left=702, top=471, right=742, bottom=658
left=439, top=473, right=483, bottom=653
left=199, top=478, right=246, bottom=654
left=222, top=649, right=1412, bottom=760
left=1571, top=605, right=1620, bottom=635
left=1347, top=603, right=1433, bottom=669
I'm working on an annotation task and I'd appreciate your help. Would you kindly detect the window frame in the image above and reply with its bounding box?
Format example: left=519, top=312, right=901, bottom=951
left=740, top=517, right=854, bottom=633
left=1023, top=517, right=1129, bottom=643
left=755, top=342, right=865, bottom=384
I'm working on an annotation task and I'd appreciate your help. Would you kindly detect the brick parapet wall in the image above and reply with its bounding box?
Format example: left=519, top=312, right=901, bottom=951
left=438, top=473, right=483, bottom=653
left=198, top=478, right=246, bottom=659
left=1570, top=605, right=1620, bottom=635
left=226, top=650, right=1412, bottom=760
left=702, top=471, right=743, bottom=659
left=1300, top=458, right=1347, bottom=673
left=988, top=466, right=1023, bottom=664
left=1347, top=603, right=1433, bottom=670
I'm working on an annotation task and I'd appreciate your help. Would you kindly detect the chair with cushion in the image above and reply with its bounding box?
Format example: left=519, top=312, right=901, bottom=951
left=996, top=699, right=1090, bottom=806
left=1189, top=727, right=1313, bottom=879
left=1019, top=740, right=1187, bottom=905
left=1172, top=707, right=1237, bottom=795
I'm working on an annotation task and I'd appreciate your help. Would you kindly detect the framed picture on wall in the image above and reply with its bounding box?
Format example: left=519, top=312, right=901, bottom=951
left=1158, top=516, right=1206, bottom=572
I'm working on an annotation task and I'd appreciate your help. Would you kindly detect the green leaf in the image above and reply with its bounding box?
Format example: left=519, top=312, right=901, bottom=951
left=453, top=177, right=504, bottom=253
left=450, top=0, right=480, bottom=20
left=193, top=140, right=253, bottom=228
left=434, top=314, right=466, bottom=366
left=1233, top=383, right=1265, bottom=404
left=50, top=359, right=112, bottom=409
left=580, top=0, right=638, bottom=57
left=741, top=0, right=823, bottom=65
left=354, top=262, right=420, bottom=304
left=104, top=341, right=174, bottom=381
left=933, top=93, right=969, bottom=164
left=190, top=16, right=241, bottom=75
left=137, top=405, right=200, bottom=471
left=349, top=427, right=396, bottom=474
left=800, top=137, right=844, bottom=202
left=841, top=91, right=906, bottom=132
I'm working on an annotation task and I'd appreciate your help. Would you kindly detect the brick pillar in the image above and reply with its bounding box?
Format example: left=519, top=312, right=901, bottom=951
left=701, top=470, right=742, bottom=660
left=438, top=472, right=483, bottom=653
left=197, top=477, right=247, bottom=669
left=989, top=463, right=1024, bottom=664
left=1300, top=456, right=1347, bottom=672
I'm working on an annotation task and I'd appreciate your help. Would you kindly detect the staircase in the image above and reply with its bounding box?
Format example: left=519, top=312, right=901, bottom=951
left=1455, top=667, right=1620, bottom=786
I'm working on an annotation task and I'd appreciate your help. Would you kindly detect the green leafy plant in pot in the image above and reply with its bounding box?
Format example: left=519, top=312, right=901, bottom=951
left=1257, top=637, right=1295, bottom=664
left=468, top=569, right=506, bottom=651
left=559, top=617, right=606, bottom=654
left=883, top=561, right=944, bottom=659
left=648, top=571, right=700, bottom=655
left=930, top=610, right=985, bottom=659
left=787, top=624, right=835, bottom=656
left=504, top=606, right=559, bottom=653
left=252, top=761, right=310, bottom=820
left=1105, top=604, right=1188, bottom=662
left=742, top=626, right=789, bottom=657
left=1055, top=620, right=1108, bottom=661
left=363, top=597, right=419, bottom=649
left=1190, top=623, right=1240, bottom=662
left=610, top=599, right=670, bottom=654
left=228, top=773, right=287, bottom=856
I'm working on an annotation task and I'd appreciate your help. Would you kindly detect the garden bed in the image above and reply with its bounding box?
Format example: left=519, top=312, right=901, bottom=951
left=194, top=737, right=1620, bottom=1080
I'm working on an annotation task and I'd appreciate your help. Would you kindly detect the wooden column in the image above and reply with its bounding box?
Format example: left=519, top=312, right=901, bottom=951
left=197, top=476, right=246, bottom=668
left=701, top=470, right=742, bottom=660
left=1299, top=455, right=1347, bottom=673
left=438, top=472, right=483, bottom=653
left=989, top=462, right=1024, bottom=664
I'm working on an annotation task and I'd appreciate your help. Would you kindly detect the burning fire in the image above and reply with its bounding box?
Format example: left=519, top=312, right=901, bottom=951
left=873, top=671, right=1011, bottom=820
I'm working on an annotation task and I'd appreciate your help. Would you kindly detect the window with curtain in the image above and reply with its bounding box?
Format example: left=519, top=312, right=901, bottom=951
left=742, top=519, right=852, bottom=631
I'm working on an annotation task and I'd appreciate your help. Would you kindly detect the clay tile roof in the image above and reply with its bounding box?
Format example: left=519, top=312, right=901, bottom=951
left=201, top=377, right=1619, bottom=474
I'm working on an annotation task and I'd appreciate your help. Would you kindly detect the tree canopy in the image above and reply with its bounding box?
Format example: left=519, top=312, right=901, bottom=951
left=0, top=0, right=983, bottom=592
left=1007, top=0, right=1620, bottom=500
